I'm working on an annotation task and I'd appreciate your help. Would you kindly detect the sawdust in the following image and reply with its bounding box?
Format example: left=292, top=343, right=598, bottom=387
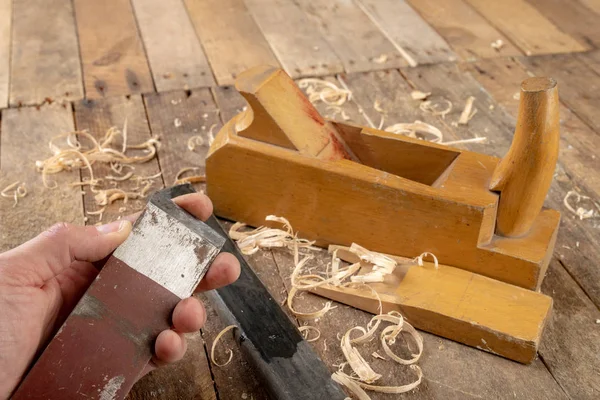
left=1, top=181, right=27, bottom=207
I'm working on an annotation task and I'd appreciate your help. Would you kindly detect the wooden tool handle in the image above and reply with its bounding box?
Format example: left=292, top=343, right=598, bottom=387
left=12, top=257, right=180, bottom=400
left=234, top=65, right=356, bottom=161
left=490, top=77, right=560, bottom=237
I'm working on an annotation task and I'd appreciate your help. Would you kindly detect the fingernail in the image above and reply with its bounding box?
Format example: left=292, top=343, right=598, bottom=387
left=118, top=220, right=131, bottom=232
left=96, top=220, right=121, bottom=234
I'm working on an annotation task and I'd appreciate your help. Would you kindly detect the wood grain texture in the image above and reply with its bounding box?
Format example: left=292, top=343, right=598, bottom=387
left=9, top=0, right=83, bottom=106
left=527, top=0, right=600, bottom=47
left=355, top=0, right=456, bottom=66
left=406, top=0, right=522, bottom=60
left=184, top=0, right=280, bottom=86
left=144, top=89, right=220, bottom=190
left=0, top=0, right=10, bottom=109
left=74, top=0, right=154, bottom=98
left=522, top=53, right=600, bottom=133
left=73, top=95, right=160, bottom=224
left=244, top=0, right=343, bottom=78
left=295, top=0, right=406, bottom=72
left=131, top=0, right=215, bottom=92
left=399, top=63, right=600, bottom=398
left=465, top=0, right=587, bottom=55
left=0, top=105, right=84, bottom=252
left=579, top=0, right=600, bottom=14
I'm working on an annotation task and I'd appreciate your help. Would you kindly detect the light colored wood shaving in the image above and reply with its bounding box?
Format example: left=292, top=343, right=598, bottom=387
left=385, top=120, right=443, bottom=143
left=373, top=100, right=385, bottom=114
left=372, top=352, right=386, bottom=360
left=372, top=54, right=388, bottom=64
left=333, top=365, right=423, bottom=398
left=187, top=135, right=205, bottom=151
left=288, top=286, right=335, bottom=321
left=211, top=325, right=237, bottom=367
left=174, top=167, right=205, bottom=185
left=411, top=90, right=431, bottom=101
left=419, top=99, right=453, bottom=119
left=349, top=243, right=397, bottom=274
left=299, top=325, right=321, bottom=342
left=443, top=137, right=487, bottom=146
left=563, top=190, right=599, bottom=220
left=298, top=78, right=352, bottom=106
left=207, top=124, right=218, bottom=146
left=458, top=96, right=477, bottom=125
left=341, top=327, right=382, bottom=383
left=491, top=39, right=505, bottom=51
left=1, top=181, right=27, bottom=207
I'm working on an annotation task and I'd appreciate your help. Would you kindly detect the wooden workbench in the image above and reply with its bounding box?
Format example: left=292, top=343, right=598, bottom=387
left=0, top=1, right=598, bottom=399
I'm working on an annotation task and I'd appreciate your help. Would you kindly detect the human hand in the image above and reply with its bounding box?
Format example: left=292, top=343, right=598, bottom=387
left=0, top=193, right=240, bottom=398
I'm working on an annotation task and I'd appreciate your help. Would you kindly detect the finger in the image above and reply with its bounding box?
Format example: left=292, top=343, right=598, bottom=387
left=1, top=220, right=132, bottom=284
left=173, top=193, right=213, bottom=221
left=195, top=252, right=241, bottom=292
left=153, top=330, right=187, bottom=366
left=172, top=297, right=206, bottom=333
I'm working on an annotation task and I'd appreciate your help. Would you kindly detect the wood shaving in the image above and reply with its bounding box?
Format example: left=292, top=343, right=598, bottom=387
left=332, top=365, right=422, bottom=398
left=187, top=135, right=205, bottom=151
left=419, top=99, right=453, bottom=119
left=288, top=286, right=335, bottom=321
left=298, top=78, right=352, bottom=106
left=299, top=326, right=321, bottom=342
left=411, top=91, right=431, bottom=101
left=372, top=54, right=388, bottom=64
left=174, top=167, right=205, bottom=185
left=210, top=325, right=237, bottom=367
left=372, top=352, right=386, bottom=360
left=373, top=100, right=385, bottom=114
left=207, top=124, right=217, bottom=146
left=174, top=118, right=182, bottom=128
left=1, top=181, right=27, bottom=207
left=341, top=327, right=382, bottom=383
left=349, top=243, right=397, bottom=274
left=385, top=120, right=443, bottom=143
left=513, top=92, right=520, bottom=100
left=563, top=190, right=599, bottom=220
left=491, top=39, right=505, bottom=51
left=458, top=96, right=477, bottom=125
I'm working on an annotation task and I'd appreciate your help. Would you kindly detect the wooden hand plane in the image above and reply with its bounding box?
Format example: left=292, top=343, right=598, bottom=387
left=206, top=66, right=560, bottom=291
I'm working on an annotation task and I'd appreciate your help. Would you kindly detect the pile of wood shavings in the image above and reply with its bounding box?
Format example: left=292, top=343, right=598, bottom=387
left=226, top=216, right=432, bottom=397
left=35, top=126, right=162, bottom=221
left=1, top=181, right=27, bottom=207
left=563, top=190, right=599, bottom=220
left=297, top=78, right=352, bottom=106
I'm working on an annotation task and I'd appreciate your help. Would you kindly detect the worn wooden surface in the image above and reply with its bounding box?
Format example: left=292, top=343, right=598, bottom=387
left=131, top=0, right=215, bottom=92
left=10, top=0, right=83, bottom=106
left=74, top=0, right=154, bottom=98
left=1, top=1, right=600, bottom=399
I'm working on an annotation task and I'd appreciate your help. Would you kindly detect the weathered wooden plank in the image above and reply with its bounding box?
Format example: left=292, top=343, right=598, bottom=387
left=9, top=0, right=83, bottom=106
left=521, top=53, right=600, bottom=133
left=399, top=63, right=600, bottom=398
left=465, top=0, right=587, bottom=55
left=184, top=0, right=280, bottom=86
left=212, top=86, right=247, bottom=121
left=462, top=57, right=600, bottom=203
left=131, top=0, right=215, bottom=92
left=527, top=0, right=600, bottom=48
left=0, top=105, right=84, bottom=252
left=73, top=95, right=160, bottom=224
left=144, top=89, right=219, bottom=189
left=73, top=0, right=154, bottom=98
left=0, top=0, right=10, bottom=108
left=355, top=0, right=457, bottom=66
left=579, top=0, right=600, bottom=14
left=243, top=0, right=343, bottom=78
left=295, top=0, right=406, bottom=72
left=406, top=0, right=522, bottom=60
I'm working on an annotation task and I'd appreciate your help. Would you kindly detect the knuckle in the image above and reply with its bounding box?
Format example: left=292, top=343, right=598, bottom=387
left=42, top=222, right=73, bottom=241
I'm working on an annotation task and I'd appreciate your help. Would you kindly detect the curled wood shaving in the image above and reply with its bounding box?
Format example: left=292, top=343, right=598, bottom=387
left=187, top=135, right=205, bottom=151
left=332, top=365, right=423, bottom=398
left=411, top=90, right=431, bottom=101
left=288, top=286, right=335, bottom=321
left=419, top=99, right=453, bottom=119
left=372, top=352, right=386, bottom=360
left=341, top=327, right=382, bottom=383
left=372, top=54, right=388, bottom=64
left=174, top=167, right=205, bottom=185
left=207, top=124, right=217, bottom=146
left=1, top=181, right=27, bottom=207
left=211, top=325, right=238, bottom=367
left=413, top=252, right=439, bottom=269
left=491, top=39, right=505, bottom=51
left=298, top=78, right=352, bottom=106
left=563, top=190, right=599, bottom=220
left=299, top=326, right=321, bottom=342
left=349, top=243, right=397, bottom=274
left=385, top=120, right=443, bottom=143
left=458, top=96, right=477, bottom=125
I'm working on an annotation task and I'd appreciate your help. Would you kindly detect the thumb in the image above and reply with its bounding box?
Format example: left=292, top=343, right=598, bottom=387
left=1, top=220, right=132, bottom=285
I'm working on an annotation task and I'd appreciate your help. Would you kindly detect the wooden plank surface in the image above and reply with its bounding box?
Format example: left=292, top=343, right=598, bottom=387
left=294, top=0, right=406, bottom=73
left=212, top=86, right=246, bottom=121
left=0, top=105, right=84, bottom=252
left=297, top=73, right=567, bottom=400
left=73, top=95, right=160, bottom=224
left=398, top=63, right=600, bottom=399
left=521, top=54, right=600, bottom=133
left=465, top=0, right=587, bottom=55
left=355, top=0, right=457, bottom=66
left=0, top=0, right=10, bottom=109
left=527, top=0, right=600, bottom=48
left=184, top=0, right=280, bottom=86
left=406, top=0, right=522, bottom=60
left=243, top=0, right=343, bottom=78
left=73, top=0, right=154, bottom=98
left=579, top=0, right=600, bottom=14
left=131, top=0, right=215, bottom=92
left=10, top=0, right=83, bottom=106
